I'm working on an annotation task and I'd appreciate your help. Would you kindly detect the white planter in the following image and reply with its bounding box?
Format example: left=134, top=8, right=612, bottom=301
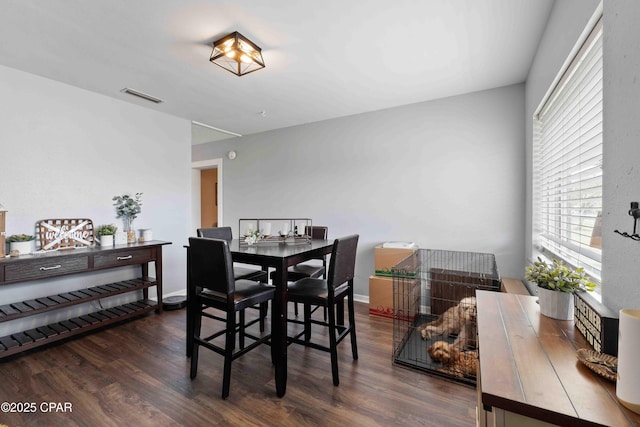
left=141, top=229, right=152, bottom=242
left=99, top=235, right=114, bottom=247
left=537, top=286, right=574, bottom=320
left=10, top=240, right=34, bottom=255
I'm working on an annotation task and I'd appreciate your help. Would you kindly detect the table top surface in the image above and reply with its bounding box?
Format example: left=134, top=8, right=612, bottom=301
left=476, top=290, right=640, bottom=427
left=227, top=238, right=332, bottom=259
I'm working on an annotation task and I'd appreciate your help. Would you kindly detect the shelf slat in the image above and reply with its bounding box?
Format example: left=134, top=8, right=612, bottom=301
left=0, top=277, right=157, bottom=323
left=0, top=300, right=156, bottom=357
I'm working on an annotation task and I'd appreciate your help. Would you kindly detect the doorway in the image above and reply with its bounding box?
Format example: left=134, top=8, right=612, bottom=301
left=200, top=168, right=218, bottom=227
left=191, top=158, right=223, bottom=234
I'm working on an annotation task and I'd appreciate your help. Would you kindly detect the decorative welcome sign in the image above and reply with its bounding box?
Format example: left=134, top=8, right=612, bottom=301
left=37, top=218, right=95, bottom=250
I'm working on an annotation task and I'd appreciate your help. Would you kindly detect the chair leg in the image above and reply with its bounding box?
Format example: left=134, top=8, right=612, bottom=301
left=322, top=270, right=328, bottom=321
left=294, top=302, right=299, bottom=317
left=259, top=301, right=268, bottom=332
left=348, top=294, right=358, bottom=360
left=190, top=304, right=203, bottom=379
left=239, top=310, right=246, bottom=350
left=186, top=304, right=192, bottom=357
left=222, top=312, right=236, bottom=400
left=336, top=299, right=345, bottom=325
left=303, top=304, right=312, bottom=342
left=327, top=303, right=340, bottom=386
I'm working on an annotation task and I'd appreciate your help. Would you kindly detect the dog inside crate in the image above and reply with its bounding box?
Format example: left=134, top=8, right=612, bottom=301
left=392, top=250, right=499, bottom=385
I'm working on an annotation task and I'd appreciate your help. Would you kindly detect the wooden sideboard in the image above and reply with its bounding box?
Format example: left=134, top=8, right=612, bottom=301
left=476, top=290, right=640, bottom=427
left=0, top=240, right=171, bottom=358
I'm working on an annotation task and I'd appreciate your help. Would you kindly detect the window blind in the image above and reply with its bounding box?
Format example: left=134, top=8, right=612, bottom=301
left=533, top=18, right=603, bottom=283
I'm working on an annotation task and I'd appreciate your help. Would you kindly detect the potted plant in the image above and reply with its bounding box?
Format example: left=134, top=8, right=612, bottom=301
left=96, top=224, right=117, bottom=247
left=525, top=257, right=597, bottom=320
left=6, top=234, right=35, bottom=255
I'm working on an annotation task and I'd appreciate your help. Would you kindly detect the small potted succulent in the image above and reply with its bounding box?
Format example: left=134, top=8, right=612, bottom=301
left=525, top=257, right=597, bottom=320
left=96, top=224, right=117, bottom=247
left=6, top=234, right=36, bottom=256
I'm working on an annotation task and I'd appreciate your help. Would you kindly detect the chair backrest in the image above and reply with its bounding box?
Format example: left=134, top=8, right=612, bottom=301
left=305, top=225, right=328, bottom=240
left=188, top=237, right=235, bottom=302
left=327, top=234, right=359, bottom=290
left=197, top=226, right=233, bottom=241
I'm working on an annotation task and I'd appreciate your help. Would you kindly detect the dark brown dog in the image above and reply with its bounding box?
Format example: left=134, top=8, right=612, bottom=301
left=427, top=340, right=478, bottom=378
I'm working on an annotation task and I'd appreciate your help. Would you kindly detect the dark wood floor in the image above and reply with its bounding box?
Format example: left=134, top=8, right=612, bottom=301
left=0, top=302, right=476, bottom=426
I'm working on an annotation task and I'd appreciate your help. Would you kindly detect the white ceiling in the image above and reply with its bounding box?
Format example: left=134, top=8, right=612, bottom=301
left=0, top=0, right=554, bottom=145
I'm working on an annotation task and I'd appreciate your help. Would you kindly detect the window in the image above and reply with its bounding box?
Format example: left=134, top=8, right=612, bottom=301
left=532, top=17, right=603, bottom=288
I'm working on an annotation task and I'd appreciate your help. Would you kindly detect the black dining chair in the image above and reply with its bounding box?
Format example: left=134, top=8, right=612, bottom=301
left=197, top=227, right=267, bottom=282
left=187, top=237, right=275, bottom=399
left=196, top=227, right=269, bottom=332
left=270, top=226, right=329, bottom=318
left=287, top=234, right=359, bottom=386
left=287, top=226, right=329, bottom=280
left=198, top=227, right=269, bottom=331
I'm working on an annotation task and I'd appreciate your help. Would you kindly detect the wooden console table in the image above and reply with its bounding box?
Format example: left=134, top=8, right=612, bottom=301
left=476, top=290, right=640, bottom=427
left=0, top=240, right=171, bottom=358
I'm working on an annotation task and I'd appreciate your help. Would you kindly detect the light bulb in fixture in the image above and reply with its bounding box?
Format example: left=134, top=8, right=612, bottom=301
left=210, top=31, right=265, bottom=76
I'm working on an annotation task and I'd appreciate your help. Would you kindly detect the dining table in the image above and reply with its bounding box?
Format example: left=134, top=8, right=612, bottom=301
left=186, top=238, right=334, bottom=398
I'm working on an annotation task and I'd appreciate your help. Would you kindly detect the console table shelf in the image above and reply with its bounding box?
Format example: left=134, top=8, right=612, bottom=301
left=0, top=277, right=156, bottom=322
left=0, top=299, right=155, bottom=357
left=0, top=241, right=170, bottom=359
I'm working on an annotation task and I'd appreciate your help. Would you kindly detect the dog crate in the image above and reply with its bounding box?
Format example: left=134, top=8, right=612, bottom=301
left=392, top=249, right=500, bottom=385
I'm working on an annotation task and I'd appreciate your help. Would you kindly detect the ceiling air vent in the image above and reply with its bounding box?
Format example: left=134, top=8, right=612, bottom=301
left=120, top=88, right=164, bottom=104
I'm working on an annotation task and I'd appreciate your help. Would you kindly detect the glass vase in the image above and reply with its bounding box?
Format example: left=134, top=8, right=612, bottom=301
left=125, top=218, right=136, bottom=244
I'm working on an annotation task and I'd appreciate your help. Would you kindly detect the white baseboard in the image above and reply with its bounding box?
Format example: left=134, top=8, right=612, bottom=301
left=354, top=293, right=368, bottom=304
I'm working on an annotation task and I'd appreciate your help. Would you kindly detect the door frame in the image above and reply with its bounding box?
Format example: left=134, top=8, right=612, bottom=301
left=191, top=158, right=223, bottom=233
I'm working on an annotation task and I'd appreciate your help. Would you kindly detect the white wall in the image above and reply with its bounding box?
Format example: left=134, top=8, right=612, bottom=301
left=602, top=0, right=640, bottom=312
left=193, top=84, right=526, bottom=297
left=0, top=65, right=191, bottom=334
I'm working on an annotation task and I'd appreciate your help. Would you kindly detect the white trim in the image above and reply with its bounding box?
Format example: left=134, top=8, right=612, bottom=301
left=191, top=120, right=242, bottom=137
left=353, top=293, right=368, bottom=304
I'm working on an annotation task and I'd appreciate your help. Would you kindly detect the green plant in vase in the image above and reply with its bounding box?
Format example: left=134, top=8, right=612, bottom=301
left=113, top=193, right=142, bottom=243
left=96, top=224, right=117, bottom=247
left=525, top=257, right=597, bottom=293
left=96, top=224, right=118, bottom=236
left=6, top=234, right=35, bottom=243
left=7, top=234, right=35, bottom=256
left=525, top=257, right=597, bottom=320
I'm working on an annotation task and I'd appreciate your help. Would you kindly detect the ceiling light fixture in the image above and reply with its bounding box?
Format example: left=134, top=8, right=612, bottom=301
left=210, top=31, right=265, bottom=77
left=120, top=88, right=164, bottom=104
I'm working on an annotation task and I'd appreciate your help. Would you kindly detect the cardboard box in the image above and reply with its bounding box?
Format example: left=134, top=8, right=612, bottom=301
left=369, top=275, right=419, bottom=320
left=374, top=244, right=418, bottom=277
left=369, top=275, right=394, bottom=318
